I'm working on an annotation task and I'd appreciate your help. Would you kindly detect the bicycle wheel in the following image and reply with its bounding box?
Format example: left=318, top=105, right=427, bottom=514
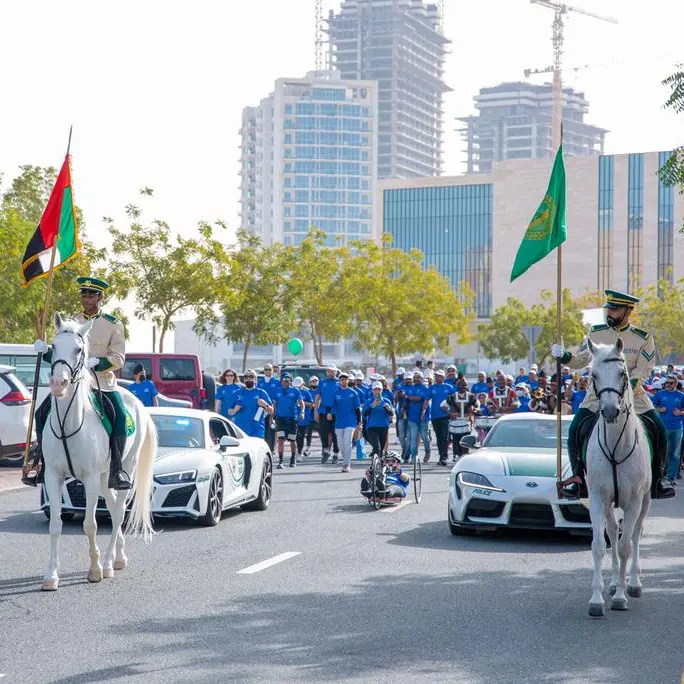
left=413, top=456, right=422, bottom=503
left=370, top=454, right=382, bottom=510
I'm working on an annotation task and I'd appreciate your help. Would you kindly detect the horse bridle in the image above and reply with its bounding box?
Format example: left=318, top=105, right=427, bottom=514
left=594, top=357, right=629, bottom=412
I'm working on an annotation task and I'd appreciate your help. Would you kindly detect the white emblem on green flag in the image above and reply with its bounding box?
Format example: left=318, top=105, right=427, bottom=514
left=510, top=146, right=567, bottom=282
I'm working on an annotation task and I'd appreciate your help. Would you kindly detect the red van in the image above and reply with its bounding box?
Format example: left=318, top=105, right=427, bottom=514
left=116, top=354, right=205, bottom=409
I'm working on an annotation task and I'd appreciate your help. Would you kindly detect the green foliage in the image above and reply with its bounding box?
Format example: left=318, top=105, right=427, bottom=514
left=0, top=165, right=104, bottom=342
left=633, top=278, right=684, bottom=359
left=104, top=194, right=219, bottom=352
left=477, top=289, right=587, bottom=364
left=659, top=65, right=684, bottom=231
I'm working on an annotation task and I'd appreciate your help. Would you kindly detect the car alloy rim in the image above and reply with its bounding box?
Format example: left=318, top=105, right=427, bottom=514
left=210, top=471, right=223, bottom=521
left=262, top=462, right=272, bottom=502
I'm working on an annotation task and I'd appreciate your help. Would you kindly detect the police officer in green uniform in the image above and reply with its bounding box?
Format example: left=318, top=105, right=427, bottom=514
left=551, top=290, right=675, bottom=500
left=24, top=277, right=132, bottom=490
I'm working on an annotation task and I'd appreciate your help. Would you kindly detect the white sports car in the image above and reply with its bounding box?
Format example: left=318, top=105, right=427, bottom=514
left=448, top=413, right=591, bottom=535
left=40, top=408, right=273, bottom=527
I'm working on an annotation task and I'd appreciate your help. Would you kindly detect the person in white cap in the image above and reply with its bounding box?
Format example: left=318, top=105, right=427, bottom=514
left=405, top=370, right=431, bottom=464
left=351, top=371, right=368, bottom=461
left=362, top=381, right=395, bottom=459
left=331, top=371, right=362, bottom=473
left=314, top=365, right=341, bottom=464
left=293, top=377, right=315, bottom=462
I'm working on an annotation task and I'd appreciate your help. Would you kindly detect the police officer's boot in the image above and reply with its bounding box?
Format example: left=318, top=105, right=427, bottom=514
left=108, top=433, right=131, bottom=490
left=560, top=448, right=585, bottom=499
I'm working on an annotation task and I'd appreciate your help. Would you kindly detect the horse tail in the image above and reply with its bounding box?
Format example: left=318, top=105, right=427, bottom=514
left=125, top=412, right=157, bottom=542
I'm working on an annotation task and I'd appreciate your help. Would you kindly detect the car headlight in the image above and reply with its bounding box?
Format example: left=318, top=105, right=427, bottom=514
left=153, top=470, right=197, bottom=485
left=457, top=471, right=505, bottom=493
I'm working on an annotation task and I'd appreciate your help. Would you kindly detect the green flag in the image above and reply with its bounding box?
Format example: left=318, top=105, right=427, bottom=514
left=510, top=146, right=566, bottom=282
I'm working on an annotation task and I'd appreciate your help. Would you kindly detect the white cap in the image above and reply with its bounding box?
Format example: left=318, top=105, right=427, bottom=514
left=293, top=377, right=304, bottom=388
left=414, top=370, right=424, bottom=379
left=651, top=379, right=663, bottom=389
left=356, top=371, right=364, bottom=381
left=372, top=381, right=383, bottom=390
left=515, top=382, right=527, bottom=389
left=505, top=374, right=514, bottom=381
left=396, top=367, right=405, bottom=376
left=530, top=364, right=538, bottom=371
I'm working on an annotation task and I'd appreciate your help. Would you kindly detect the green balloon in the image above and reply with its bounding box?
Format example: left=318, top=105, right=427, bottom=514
left=287, top=338, right=303, bottom=356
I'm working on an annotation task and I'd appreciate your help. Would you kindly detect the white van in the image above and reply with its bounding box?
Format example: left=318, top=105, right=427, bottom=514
left=0, top=344, right=51, bottom=407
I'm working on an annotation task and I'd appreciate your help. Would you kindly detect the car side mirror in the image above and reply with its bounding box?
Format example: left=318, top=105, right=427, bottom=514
left=459, top=434, right=479, bottom=450
left=219, top=435, right=240, bottom=451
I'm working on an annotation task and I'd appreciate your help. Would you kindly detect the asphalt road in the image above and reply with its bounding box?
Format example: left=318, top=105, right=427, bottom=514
left=1, top=448, right=684, bottom=684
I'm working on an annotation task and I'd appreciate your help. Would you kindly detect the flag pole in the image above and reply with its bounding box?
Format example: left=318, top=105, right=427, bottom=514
left=22, top=126, right=73, bottom=482
left=555, top=127, right=564, bottom=490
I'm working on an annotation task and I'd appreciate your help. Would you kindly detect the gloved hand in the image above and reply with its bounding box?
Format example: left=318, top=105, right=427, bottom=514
left=551, top=343, right=566, bottom=359
left=34, top=339, right=50, bottom=354
left=86, top=357, right=100, bottom=370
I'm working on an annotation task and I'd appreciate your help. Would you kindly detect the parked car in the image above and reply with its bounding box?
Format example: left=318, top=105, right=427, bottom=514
left=116, top=353, right=205, bottom=409
left=0, top=364, right=37, bottom=465
left=116, top=379, right=192, bottom=409
left=447, top=413, right=590, bottom=536
left=279, top=365, right=331, bottom=384
left=0, top=343, right=51, bottom=407
left=40, top=408, right=273, bottom=526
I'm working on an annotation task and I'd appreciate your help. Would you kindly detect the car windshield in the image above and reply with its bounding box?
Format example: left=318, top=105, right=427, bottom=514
left=151, top=415, right=205, bottom=449
left=484, top=419, right=569, bottom=449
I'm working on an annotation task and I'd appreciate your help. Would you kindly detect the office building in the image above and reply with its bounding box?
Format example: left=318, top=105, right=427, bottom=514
left=458, top=81, right=608, bottom=174
left=326, top=0, right=451, bottom=179
left=239, top=71, right=378, bottom=246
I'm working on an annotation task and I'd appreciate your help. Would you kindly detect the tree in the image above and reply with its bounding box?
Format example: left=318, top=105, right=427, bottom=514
left=104, top=192, right=219, bottom=352
left=346, top=239, right=471, bottom=374
left=659, top=65, right=684, bottom=231
left=287, top=229, right=354, bottom=364
left=194, top=230, right=296, bottom=372
left=531, top=289, right=588, bottom=364
left=574, top=288, right=605, bottom=310
left=632, top=278, right=684, bottom=360
left=0, top=165, right=104, bottom=342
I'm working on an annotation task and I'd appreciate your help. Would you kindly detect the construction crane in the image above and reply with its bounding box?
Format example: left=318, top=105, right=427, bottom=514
left=529, top=0, right=618, bottom=149
left=315, top=0, right=324, bottom=73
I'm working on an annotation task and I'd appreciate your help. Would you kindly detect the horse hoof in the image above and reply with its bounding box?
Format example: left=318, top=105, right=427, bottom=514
left=103, top=567, right=114, bottom=579
left=41, top=579, right=59, bottom=591
left=627, top=586, right=642, bottom=598
left=113, top=559, right=128, bottom=571
left=87, top=569, right=103, bottom=583
left=589, top=603, right=605, bottom=617
left=608, top=584, right=617, bottom=595
left=611, top=598, right=628, bottom=611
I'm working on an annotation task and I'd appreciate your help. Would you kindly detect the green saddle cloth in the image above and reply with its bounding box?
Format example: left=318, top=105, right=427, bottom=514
left=89, top=392, right=135, bottom=437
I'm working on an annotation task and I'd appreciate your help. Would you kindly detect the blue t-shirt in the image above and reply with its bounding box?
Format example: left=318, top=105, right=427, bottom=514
left=332, top=387, right=361, bottom=428
left=352, top=385, right=367, bottom=407
left=232, top=387, right=272, bottom=438
left=385, top=469, right=409, bottom=494
left=528, top=380, right=539, bottom=391
left=515, top=396, right=532, bottom=413
left=274, top=386, right=302, bottom=419
left=363, top=396, right=393, bottom=428
left=514, top=375, right=529, bottom=386
left=258, top=376, right=282, bottom=403
left=127, top=379, right=158, bottom=407
left=216, top=383, right=241, bottom=418
left=652, top=389, right=684, bottom=430
left=429, top=383, right=453, bottom=420
left=300, top=388, right=314, bottom=425
left=316, top=377, right=339, bottom=413
left=405, top=384, right=430, bottom=423
left=444, top=376, right=459, bottom=390
left=570, top=389, right=586, bottom=414
left=471, top=381, right=489, bottom=395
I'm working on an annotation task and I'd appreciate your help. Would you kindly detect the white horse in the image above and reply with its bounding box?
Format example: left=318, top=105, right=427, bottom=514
left=585, top=338, right=651, bottom=617
left=41, top=313, right=156, bottom=591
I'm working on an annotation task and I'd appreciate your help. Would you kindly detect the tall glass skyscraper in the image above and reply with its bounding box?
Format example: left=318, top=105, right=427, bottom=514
left=240, top=72, right=378, bottom=246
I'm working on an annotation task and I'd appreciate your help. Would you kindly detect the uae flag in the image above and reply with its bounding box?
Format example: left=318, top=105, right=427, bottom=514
left=20, top=155, right=79, bottom=287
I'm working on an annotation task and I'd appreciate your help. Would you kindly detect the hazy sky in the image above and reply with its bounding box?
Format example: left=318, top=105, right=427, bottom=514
left=1, top=0, right=682, bottom=349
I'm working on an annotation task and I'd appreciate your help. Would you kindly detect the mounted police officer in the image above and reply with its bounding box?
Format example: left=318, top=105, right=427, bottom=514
left=551, top=289, right=674, bottom=500
left=24, top=276, right=131, bottom=490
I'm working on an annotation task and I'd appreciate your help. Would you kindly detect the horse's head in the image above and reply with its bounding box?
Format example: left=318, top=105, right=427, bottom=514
left=588, top=337, right=628, bottom=424
left=49, top=313, right=93, bottom=397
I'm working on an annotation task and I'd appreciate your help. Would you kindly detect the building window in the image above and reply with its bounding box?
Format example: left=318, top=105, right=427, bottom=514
left=284, top=104, right=293, bottom=114
left=658, top=150, right=675, bottom=289
left=284, top=134, right=292, bottom=144
left=597, top=155, right=614, bottom=291
left=627, top=153, right=644, bottom=293
left=312, top=87, right=346, bottom=101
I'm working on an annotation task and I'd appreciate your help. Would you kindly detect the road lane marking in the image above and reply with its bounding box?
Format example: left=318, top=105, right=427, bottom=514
left=380, top=501, right=412, bottom=513
left=237, top=552, right=301, bottom=575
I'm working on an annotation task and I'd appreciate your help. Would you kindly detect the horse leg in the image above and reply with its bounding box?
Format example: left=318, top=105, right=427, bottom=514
left=589, top=498, right=607, bottom=617
left=627, top=491, right=651, bottom=599
left=100, top=481, right=118, bottom=579
left=611, top=503, right=638, bottom=610
left=114, top=522, right=128, bottom=571
left=42, top=468, right=65, bottom=591
left=83, top=475, right=103, bottom=583
left=605, top=508, right=620, bottom=594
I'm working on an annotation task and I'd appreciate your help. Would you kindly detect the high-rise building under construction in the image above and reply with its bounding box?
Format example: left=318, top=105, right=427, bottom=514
left=326, top=0, right=450, bottom=179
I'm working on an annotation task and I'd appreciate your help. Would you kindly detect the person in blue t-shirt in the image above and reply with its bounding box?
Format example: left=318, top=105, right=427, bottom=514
left=564, top=374, right=588, bottom=415
left=314, top=366, right=341, bottom=464
left=127, top=364, right=159, bottom=407
left=527, top=369, right=539, bottom=392
left=294, top=377, right=315, bottom=463
left=444, top=365, right=459, bottom=390
left=272, top=373, right=303, bottom=469
left=258, top=363, right=282, bottom=452
left=405, top=371, right=431, bottom=465
left=652, top=375, right=684, bottom=481
left=429, top=370, right=452, bottom=465
left=514, top=383, right=532, bottom=412
left=363, top=381, right=395, bottom=458
left=360, top=450, right=409, bottom=500
left=352, top=371, right=369, bottom=460
left=471, top=371, right=489, bottom=395
left=514, top=367, right=529, bottom=386
left=331, top=371, right=362, bottom=472
left=215, top=369, right=241, bottom=418
left=228, top=369, right=273, bottom=438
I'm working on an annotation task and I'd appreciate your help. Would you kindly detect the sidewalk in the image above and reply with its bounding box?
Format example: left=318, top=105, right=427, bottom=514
left=0, top=467, right=24, bottom=493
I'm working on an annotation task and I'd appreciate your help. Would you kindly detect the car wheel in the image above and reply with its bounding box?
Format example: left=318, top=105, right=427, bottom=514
left=243, top=459, right=272, bottom=512
left=448, top=508, right=473, bottom=536
left=200, top=467, right=224, bottom=526
left=40, top=488, right=75, bottom=521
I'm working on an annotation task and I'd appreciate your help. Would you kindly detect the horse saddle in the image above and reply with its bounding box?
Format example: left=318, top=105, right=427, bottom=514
left=577, top=412, right=654, bottom=464
left=89, top=392, right=135, bottom=438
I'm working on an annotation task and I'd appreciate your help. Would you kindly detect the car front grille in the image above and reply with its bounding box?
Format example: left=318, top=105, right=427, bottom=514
left=509, top=503, right=555, bottom=528
left=66, top=480, right=107, bottom=510
left=559, top=504, right=591, bottom=524
left=162, top=485, right=196, bottom=508
left=465, top=498, right=505, bottom=519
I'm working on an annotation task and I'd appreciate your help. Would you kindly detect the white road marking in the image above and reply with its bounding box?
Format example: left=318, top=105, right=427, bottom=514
left=380, top=500, right=412, bottom=513
left=237, top=552, right=301, bottom=575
